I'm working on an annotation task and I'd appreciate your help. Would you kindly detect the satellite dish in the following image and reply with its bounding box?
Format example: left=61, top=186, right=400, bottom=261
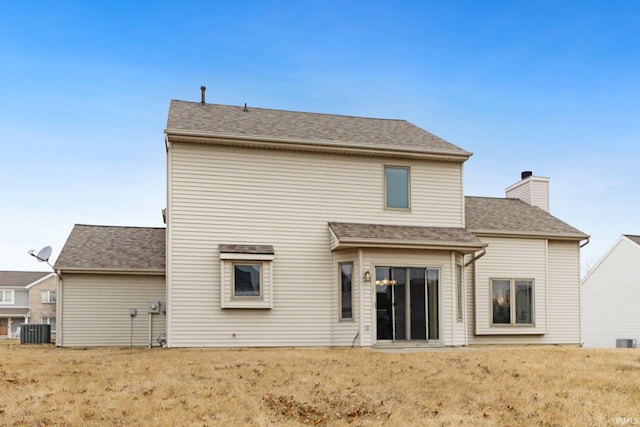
left=34, top=246, right=52, bottom=262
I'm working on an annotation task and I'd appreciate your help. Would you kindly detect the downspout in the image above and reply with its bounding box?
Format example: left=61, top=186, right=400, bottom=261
left=464, top=247, right=487, bottom=267
left=55, top=270, right=62, bottom=347
left=578, top=237, right=589, bottom=346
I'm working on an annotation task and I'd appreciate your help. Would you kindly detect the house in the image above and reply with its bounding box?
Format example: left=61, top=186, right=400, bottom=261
left=581, top=235, right=640, bottom=348
left=0, top=271, right=57, bottom=339
left=53, top=225, right=166, bottom=347
left=54, top=94, right=588, bottom=347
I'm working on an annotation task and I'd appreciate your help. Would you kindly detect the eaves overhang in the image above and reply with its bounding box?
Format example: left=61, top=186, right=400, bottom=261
left=469, top=229, right=590, bottom=241
left=164, top=129, right=472, bottom=162
left=57, top=268, right=166, bottom=276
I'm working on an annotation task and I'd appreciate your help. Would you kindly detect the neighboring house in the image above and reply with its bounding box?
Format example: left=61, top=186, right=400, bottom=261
left=581, top=235, right=640, bottom=348
left=54, top=95, right=588, bottom=347
left=0, top=271, right=57, bottom=339
left=53, top=225, right=166, bottom=347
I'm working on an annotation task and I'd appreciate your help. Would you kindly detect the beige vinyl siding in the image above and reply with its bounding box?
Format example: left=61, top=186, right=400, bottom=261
left=468, top=238, right=581, bottom=345
left=530, top=179, right=550, bottom=212
left=582, top=237, right=640, bottom=348
left=546, top=241, right=580, bottom=344
left=363, top=249, right=452, bottom=345
left=505, top=177, right=549, bottom=212
left=60, top=274, right=166, bottom=347
left=331, top=249, right=360, bottom=346
left=472, top=236, right=548, bottom=338
left=168, top=143, right=464, bottom=347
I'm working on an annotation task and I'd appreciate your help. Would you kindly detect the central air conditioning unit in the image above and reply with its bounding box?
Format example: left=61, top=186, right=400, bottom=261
left=616, top=338, right=637, bottom=348
left=148, top=301, right=161, bottom=314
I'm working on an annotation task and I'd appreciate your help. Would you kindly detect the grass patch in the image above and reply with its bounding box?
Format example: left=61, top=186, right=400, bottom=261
left=0, top=340, right=638, bottom=425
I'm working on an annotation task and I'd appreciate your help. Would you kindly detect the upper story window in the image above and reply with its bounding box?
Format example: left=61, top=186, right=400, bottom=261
left=0, top=290, right=14, bottom=304
left=384, top=165, right=410, bottom=210
left=491, top=279, right=534, bottom=325
left=41, top=290, right=56, bottom=303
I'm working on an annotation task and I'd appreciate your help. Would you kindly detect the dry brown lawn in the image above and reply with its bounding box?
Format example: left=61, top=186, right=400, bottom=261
left=0, top=340, right=638, bottom=426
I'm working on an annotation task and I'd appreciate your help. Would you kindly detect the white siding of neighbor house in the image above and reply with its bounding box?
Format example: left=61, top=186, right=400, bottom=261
left=582, top=237, right=640, bottom=348
left=167, top=142, right=465, bottom=347
left=59, top=274, right=166, bottom=347
left=468, top=238, right=581, bottom=345
left=471, top=236, right=548, bottom=340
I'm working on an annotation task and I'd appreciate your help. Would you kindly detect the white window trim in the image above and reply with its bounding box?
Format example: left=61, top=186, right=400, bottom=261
left=220, top=253, right=274, bottom=309
left=0, top=290, right=14, bottom=304
left=41, top=290, right=56, bottom=303
left=383, top=164, right=412, bottom=211
left=490, top=278, right=535, bottom=327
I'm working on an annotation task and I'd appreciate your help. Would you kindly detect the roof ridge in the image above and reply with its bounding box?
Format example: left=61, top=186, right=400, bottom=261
left=74, top=224, right=166, bottom=230
left=169, top=99, right=407, bottom=122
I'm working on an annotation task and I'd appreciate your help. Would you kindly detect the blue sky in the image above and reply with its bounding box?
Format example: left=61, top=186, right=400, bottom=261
left=2, top=1, right=639, bottom=272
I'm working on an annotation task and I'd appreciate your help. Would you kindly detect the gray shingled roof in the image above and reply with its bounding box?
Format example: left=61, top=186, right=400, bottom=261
left=55, top=225, right=166, bottom=272
left=624, top=235, right=640, bottom=245
left=329, top=222, right=485, bottom=251
left=465, top=196, right=588, bottom=239
left=0, top=271, right=51, bottom=288
left=166, top=100, right=470, bottom=158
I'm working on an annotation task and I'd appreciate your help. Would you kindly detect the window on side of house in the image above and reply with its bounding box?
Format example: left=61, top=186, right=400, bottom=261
left=340, top=262, right=353, bottom=320
left=233, top=263, right=262, bottom=298
left=0, top=290, right=14, bottom=304
left=491, top=279, right=534, bottom=326
left=41, top=290, right=56, bottom=303
left=384, top=165, right=410, bottom=210
left=456, top=264, right=463, bottom=322
left=219, top=245, right=274, bottom=309
left=43, top=317, right=56, bottom=333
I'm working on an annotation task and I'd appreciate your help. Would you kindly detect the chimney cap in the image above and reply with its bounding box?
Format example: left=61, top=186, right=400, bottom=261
left=521, top=171, right=533, bottom=180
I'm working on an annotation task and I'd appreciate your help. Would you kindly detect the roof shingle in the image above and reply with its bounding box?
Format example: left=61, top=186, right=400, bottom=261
left=54, top=225, right=166, bottom=272
left=0, top=271, right=51, bottom=288
left=465, top=196, right=588, bottom=239
left=329, top=222, right=485, bottom=251
left=166, top=100, right=470, bottom=158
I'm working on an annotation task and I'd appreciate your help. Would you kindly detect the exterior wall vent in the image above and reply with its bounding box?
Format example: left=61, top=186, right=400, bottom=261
left=20, top=323, right=51, bottom=344
left=615, top=338, right=637, bottom=348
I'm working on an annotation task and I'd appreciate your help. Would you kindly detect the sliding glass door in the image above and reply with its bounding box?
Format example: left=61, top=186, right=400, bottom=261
left=375, top=267, right=439, bottom=342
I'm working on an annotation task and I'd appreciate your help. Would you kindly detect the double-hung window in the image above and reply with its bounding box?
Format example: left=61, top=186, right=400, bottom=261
left=491, top=279, right=534, bottom=325
left=0, top=290, right=14, bottom=304
left=41, top=290, right=56, bottom=303
left=384, top=165, right=410, bottom=210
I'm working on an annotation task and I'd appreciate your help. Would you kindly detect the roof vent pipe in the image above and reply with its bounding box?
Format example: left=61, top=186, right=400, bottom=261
left=521, top=171, right=533, bottom=180
left=243, top=102, right=248, bottom=112
left=200, top=86, right=206, bottom=106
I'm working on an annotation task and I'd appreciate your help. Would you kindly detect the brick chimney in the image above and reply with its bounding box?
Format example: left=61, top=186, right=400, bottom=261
left=505, top=171, right=550, bottom=212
